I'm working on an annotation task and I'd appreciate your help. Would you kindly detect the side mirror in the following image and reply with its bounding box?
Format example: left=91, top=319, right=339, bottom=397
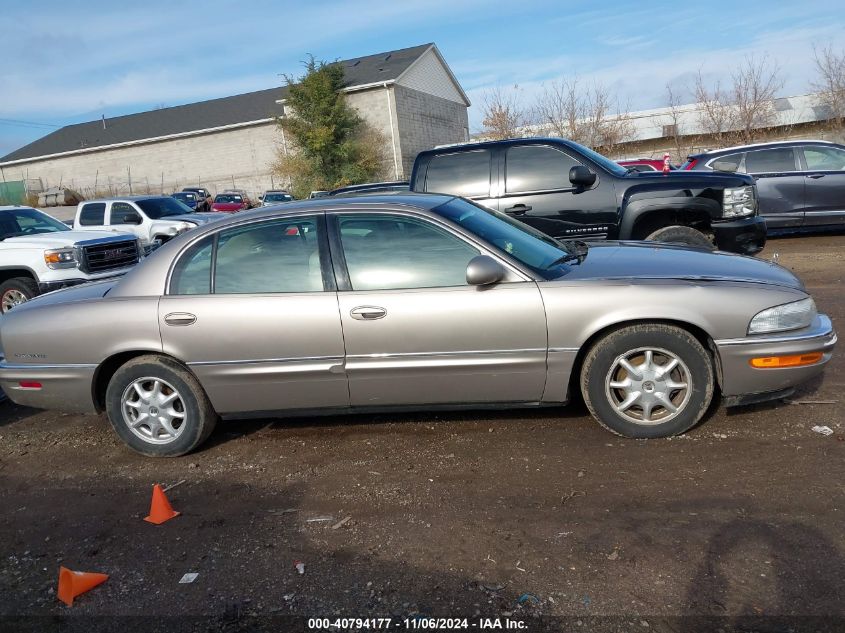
left=711, top=160, right=738, bottom=173
left=466, top=255, right=505, bottom=286
left=569, top=165, right=597, bottom=188
left=122, top=212, right=142, bottom=225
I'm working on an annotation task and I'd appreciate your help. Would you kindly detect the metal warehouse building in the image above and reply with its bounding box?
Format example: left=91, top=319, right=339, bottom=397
left=0, top=43, right=470, bottom=198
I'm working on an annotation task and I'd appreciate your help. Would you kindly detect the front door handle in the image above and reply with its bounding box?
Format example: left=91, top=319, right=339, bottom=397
left=164, top=312, right=197, bottom=326
left=350, top=306, right=386, bottom=321
left=504, top=204, right=532, bottom=215
left=806, top=173, right=825, bottom=179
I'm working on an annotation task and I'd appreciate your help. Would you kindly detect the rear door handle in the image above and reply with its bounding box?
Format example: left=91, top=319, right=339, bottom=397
left=504, top=204, right=532, bottom=215
left=164, top=312, right=197, bottom=326
left=350, top=306, right=386, bottom=320
left=806, top=173, right=825, bottom=179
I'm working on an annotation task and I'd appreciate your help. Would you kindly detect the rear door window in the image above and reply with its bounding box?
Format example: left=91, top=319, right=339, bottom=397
left=424, top=150, right=491, bottom=197
left=744, top=148, right=798, bottom=173
left=708, top=153, right=744, bottom=172
left=505, top=145, right=580, bottom=193
left=803, top=146, right=845, bottom=171
left=78, top=203, right=106, bottom=226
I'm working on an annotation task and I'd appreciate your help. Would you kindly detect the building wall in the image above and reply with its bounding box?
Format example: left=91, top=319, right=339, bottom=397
left=346, top=87, right=402, bottom=180
left=396, top=48, right=465, bottom=104
left=392, top=85, right=469, bottom=177
left=0, top=122, right=284, bottom=198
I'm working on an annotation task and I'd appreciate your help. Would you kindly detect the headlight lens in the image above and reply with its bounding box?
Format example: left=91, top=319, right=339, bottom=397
left=723, top=185, right=757, bottom=218
left=748, top=297, right=816, bottom=334
left=44, top=248, right=77, bottom=269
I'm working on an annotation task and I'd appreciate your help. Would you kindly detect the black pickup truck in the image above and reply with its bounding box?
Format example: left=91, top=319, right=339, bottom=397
left=409, top=138, right=766, bottom=254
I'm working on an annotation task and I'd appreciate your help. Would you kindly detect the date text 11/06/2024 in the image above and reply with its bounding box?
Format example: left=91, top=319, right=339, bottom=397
left=307, top=617, right=528, bottom=630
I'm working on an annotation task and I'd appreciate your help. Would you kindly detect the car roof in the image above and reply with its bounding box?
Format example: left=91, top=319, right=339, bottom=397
left=424, top=137, right=580, bottom=154
left=690, top=139, right=840, bottom=158
left=0, top=205, right=38, bottom=212
left=80, top=195, right=169, bottom=203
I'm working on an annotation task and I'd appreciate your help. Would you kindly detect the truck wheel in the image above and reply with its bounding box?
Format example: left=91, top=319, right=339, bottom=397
left=645, top=225, right=714, bottom=250
left=0, top=277, right=39, bottom=313
left=580, top=323, right=715, bottom=438
left=105, top=354, right=218, bottom=457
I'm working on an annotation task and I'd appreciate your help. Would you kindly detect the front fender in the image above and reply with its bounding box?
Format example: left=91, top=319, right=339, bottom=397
left=618, top=197, right=721, bottom=239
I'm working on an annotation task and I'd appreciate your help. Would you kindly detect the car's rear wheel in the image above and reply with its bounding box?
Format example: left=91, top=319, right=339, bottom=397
left=0, top=277, right=38, bottom=313
left=580, top=324, right=715, bottom=438
left=105, top=355, right=217, bottom=457
left=645, top=225, right=714, bottom=250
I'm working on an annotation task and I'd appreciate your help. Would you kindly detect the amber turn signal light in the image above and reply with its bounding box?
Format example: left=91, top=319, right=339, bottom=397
left=749, top=352, right=823, bottom=368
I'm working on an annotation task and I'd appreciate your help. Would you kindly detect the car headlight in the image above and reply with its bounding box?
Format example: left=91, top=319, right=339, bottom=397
left=748, top=297, right=816, bottom=334
left=723, top=185, right=757, bottom=218
left=44, top=248, right=77, bottom=269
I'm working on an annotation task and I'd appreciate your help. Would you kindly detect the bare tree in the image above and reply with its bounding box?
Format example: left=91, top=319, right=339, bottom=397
left=480, top=85, right=528, bottom=140
left=533, top=77, right=633, bottom=155
left=694, top=71, right=736, bottom=146
left=812, top=44, right=845, bottom=137
left=731, top=55, right=783, bottom=143
left=664, top=84, right=690, bottom=162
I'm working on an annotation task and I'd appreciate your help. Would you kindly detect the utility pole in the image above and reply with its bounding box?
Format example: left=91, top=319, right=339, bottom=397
left=128, top=166, right=132, bottom=194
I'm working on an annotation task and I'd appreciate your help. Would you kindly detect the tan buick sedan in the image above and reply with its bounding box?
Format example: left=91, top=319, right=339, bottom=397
left=0, top=194, right=836, bottom=456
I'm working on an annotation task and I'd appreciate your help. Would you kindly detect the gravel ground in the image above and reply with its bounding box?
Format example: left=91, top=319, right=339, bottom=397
left=0, top=232, right=843, bottom=632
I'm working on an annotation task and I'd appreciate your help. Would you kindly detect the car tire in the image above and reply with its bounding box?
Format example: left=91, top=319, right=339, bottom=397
left=580, top=323, right=715, bottom=438
left=645, top=225, right=714, bottom=250
left=0, top=277, right=39, bottom=313
left=105, top=354, right=217, bottom=457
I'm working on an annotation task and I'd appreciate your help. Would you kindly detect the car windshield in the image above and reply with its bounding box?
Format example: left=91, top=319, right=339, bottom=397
left=264, top=193, right=292, bottom=202
left=215, top=195, right=242, bottom=203
left=172, top=193, right=195, bottom=202
left=434, top=198, right=581, bottom=276
left=0, top=208, right=70, bottom=240
left=573, top=143, right=629, bottom=176
left=136, top=197, right=193, bottom=218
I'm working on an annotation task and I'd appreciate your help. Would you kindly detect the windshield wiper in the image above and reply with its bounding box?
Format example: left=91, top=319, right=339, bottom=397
left=549, top=239, right=590, bottom=266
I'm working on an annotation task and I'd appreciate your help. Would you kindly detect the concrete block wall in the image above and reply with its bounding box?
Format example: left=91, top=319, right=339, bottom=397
left=0, top=122, right=285, bottom=199
left=392, top=85, right=469, bottom=178
left=347, top=87, right=402, bottom=181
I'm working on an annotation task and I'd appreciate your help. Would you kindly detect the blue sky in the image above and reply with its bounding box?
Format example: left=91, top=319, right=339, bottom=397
left=1, top=0, right=843, bottom=156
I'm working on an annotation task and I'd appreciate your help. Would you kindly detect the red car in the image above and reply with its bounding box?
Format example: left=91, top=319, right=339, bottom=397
left=211, top=193, right=249, bottom=213
left=618, top=158, right=677, bottom=172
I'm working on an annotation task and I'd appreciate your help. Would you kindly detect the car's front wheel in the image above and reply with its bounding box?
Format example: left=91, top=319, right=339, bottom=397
left=580, top=324, right=715, bottom=438
left=105, top=355, right=217, bottom=456
left=0, top=277, right=38, bottom=313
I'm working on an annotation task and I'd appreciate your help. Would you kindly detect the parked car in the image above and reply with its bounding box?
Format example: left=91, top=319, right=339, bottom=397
left=211, top=193, right=249, bottom=213
left=309, top=191, right=330, bottom=199
left=260, top=190, right=294, bottom=206
left=0, top=194, right=833, bottom=456
left=181, top=187, right=212, bottom=200
left=410, top=138, right=766, bottom=253
left=683, top=140, right=845, bottom=231
left=221, top=189, right=254, bottom=208
left=0, top=205, right=140, bottom=313
left=329, top=181, right=410, bottom=196
left=74, top=196, right=223, bottom=248
left=618, top=158, right=677, bottom=172
left=171, top=191, right=201, bottom=210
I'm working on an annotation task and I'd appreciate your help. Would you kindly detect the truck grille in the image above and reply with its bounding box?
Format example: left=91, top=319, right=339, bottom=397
left=79, top=240, right=140, bottom=274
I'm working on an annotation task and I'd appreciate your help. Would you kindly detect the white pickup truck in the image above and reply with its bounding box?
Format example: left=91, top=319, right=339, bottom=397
left=0, top=206, right=141, bottom=313
left=73, top=195, right=224, bottom=248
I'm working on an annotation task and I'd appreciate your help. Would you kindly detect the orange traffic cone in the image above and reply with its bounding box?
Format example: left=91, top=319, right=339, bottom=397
left=57, top=566, right=109, bottom=606
left=144, top=484, right=180, bottom=525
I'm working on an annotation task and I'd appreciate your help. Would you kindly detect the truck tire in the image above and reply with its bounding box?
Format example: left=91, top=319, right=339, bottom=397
left=645, top=225, right=714, bottom=250
left=580, top=323, right=715, bottom=438
left=0, top=277, right=39, bottom=313
left=105, top=354, right=218, bottom=457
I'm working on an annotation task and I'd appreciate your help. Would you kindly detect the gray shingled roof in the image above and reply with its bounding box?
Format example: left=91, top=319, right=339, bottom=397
left=2, top=43, right=433, bottom=163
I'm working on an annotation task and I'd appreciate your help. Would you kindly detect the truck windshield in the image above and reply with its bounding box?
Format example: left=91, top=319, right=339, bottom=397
left=136, top=197, right=193, bottom=218
left=433, top=198, right=581, bottom=276
left=0, top=208, right=70, bottom=240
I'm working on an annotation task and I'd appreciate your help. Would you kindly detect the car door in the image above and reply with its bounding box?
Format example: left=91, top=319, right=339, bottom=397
left=498, top=144, right=617, bottom=239
left=742, top=147, right=805, bottom=229
left=799, top=144, right=845, bottom=227
left=421, top=148, right=499, bottom=211
left=329, top=209, right=548, bottom=407
left=108, top=201, right=146, bottom=240
left=159, top=213, right=348, bottom=414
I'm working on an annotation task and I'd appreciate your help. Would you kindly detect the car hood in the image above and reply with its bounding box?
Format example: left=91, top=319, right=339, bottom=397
left=624, top=169, right=754, bottom=187
left=162, top=213, right=225, bottom=225
left=558, top=241, right=803, bottom=290
left=1, top=230, right=134, bottom=248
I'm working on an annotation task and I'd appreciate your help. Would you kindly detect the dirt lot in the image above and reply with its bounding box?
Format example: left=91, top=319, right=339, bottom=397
left=1, top=233, right=843, bottom=632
